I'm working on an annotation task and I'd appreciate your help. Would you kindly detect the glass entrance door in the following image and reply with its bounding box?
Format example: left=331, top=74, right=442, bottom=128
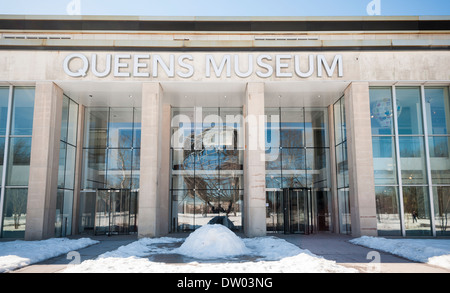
left=94, top=189, right=137, bottom=235
left=266, top=188, right=312, bottom=234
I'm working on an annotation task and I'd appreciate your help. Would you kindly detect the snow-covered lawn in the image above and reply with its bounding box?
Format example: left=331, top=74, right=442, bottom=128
left=64, top=225, right=357, bottom=273
left=350, top=236, right=450, bottom=270
left=0, top=238, right=99, bottom=273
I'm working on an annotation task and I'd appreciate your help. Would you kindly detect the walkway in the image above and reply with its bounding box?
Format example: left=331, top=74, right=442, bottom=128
left=10, top=233, right=450, bottom=273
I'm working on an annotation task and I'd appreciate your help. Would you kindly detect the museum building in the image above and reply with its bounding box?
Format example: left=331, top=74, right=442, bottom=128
left=0, top=15, right=449, bottom=240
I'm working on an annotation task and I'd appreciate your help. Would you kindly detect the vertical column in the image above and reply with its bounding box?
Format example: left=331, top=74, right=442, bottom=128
left=244, top=82, right=266, bottom=237
left=72, top=104, right=85, bottom=235
left=158, top=103, right=171, bottom=235
left=344, top=82, right=378, bottom=237
left=25, top=82, right=63, bottom=240
left=139, top=82, right=164, bottom=237
left=328, top=105, right=339, bottom=234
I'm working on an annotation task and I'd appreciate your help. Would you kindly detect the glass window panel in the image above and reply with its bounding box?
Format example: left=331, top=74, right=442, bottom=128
left=55, top=189, right=64, bottom=237
left=402, top=186, right=432, bottom=236
left=84, top=108, right=108, bottom=148
left=335, top=142, right=348, bottom=188
left=67, top=99, right=78, bottom=146
left=375, top=186, right=401, bottom=236
left=171, top=107, right=194, bottom=149
left=108, top=108, right=133, bottom=148
left=78, top=191, right=96, bottom=234
left=396, top=87, right=423, bottom=135
left=282, top=148, right=306, bottom=187
left=425, top=87, right=450, bottom=135
left=55, top=189, right=74, bottom=237
left=0, top=137, right=5, bottom=184
left=107, top=149, right=132, bottom=189
left=433, top=186, right=450, bottom=236
left=265, top=147, right=281, bottom=170
left=6, top=137, right=32, bottom=186
left=428, top=136, right=450, bottom=184
left=64, top=144, right=76, bottom=189
left=337, top=188, right=351, bottom=234
left=334, top=100, right=343, bottom=144
left=219, top=149, right=242, bottom=171
left=306, top=148, right=329, bottom=187
left=133, top=108, right=141, bottom=148
left=60, top=96, right=69, bottom=143
left=82, top=148, right=106, bottom=189
left=1, top=188, right=28, bottom=238
left=0, top=87, right=9, bottom=136
left=266, top=172, right=282, bottom=189
left=281, top=108, right=304, bottom=147
left=220, top=108, right=243, bottom=149
left=172, top=190, right=195, bottom=231
left=131, top=148, right=140, bottom=190
left=58, top=142, right=66, bottom=188
left=369, top=87, right=394, bottom=135
left=199, top=108, right=219, bottom=150
left=399, top=136, right=428, bottom=185
left=305, top=108, right=328, bottom=148
left=265, top=108, right=280, bottom=150
left=372, top=136, right=398, bottom=185
left=10, top=87, right=35, bottom=136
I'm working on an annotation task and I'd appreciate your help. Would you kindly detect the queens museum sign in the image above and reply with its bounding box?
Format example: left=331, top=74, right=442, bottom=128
left=63, top=53, right=344, bottom=79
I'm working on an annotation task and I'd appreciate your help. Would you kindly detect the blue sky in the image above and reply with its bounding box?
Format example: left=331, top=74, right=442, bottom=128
left=0, top=0, right=449, bottom=16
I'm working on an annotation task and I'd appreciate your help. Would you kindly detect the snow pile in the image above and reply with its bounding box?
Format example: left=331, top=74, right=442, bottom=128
left=175, top=224, right=250, bottom=259
left=350, top=236, right=450, bottom=270
left=64, top=225, right=357, bottom=273
left=0, top=237, right=98, bottom=273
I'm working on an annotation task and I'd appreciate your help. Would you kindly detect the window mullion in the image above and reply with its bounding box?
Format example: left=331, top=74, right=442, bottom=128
left=421, top=85, right=436, bottom=237
left=392, top=85, right=406, bottom=237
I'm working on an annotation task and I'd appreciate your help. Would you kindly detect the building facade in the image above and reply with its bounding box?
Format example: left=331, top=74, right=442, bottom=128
left=0, top=15, right=449, bottom=240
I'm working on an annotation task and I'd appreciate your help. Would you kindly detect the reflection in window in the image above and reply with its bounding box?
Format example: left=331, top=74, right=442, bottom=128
left=170, top=107, right=243, bottom=232
left=370, top=86, right=450, bottom=237
left=81, top=107, right=141, bottom=191
left=1, top=86, right=35, bottom=238
left=334, top=97, right=351, bottom=234
left=375, top=186, right=401, bottom=236
left=55, top=95, right=78, bottom=237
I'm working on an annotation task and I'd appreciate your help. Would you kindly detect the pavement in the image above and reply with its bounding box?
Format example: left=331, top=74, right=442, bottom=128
left=9, top=232, right=450, bottom=273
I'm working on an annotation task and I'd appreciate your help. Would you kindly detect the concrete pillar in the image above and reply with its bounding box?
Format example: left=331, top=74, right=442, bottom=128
left=243, top=82, right=266, bottom=237
left=344, top=82, right=378, bottom=237
left=25, top=82, right=63, bottom=240
left=138, top=82, right=165, bottom=237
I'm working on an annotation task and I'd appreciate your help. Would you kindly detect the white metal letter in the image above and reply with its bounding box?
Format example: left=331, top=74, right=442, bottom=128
left=63, top=53, right=88, bottom=77
left=234, top=54, right=253, bottom=78
left=294, top=55, right=314, bottom=78
left=114, top=54, right=131, bottom=77
left=256, top=54, right=273, bottom=78
left=153, top=54, right=175, bottom=77
left=317, top=55, right=343, bottom=77
left=275, top=54, right=292, bottom=77
left=91, top=54, right=111, bottom=77
left=133, top=54, right=150, bottom=77
left=177, top=54, right=194, bottom=78
left=206, top=54, right=231, bottom=78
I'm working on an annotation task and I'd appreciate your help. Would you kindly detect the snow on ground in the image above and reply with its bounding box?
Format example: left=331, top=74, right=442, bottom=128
left=350, top=236, right=450, bottom=270
left=0, top=238, right=99, bottom=273
left=64, top=224, right=357, bottom=273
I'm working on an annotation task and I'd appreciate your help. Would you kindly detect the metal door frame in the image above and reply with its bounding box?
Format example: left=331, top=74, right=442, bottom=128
left=93, top=188, right=133, bottom=236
